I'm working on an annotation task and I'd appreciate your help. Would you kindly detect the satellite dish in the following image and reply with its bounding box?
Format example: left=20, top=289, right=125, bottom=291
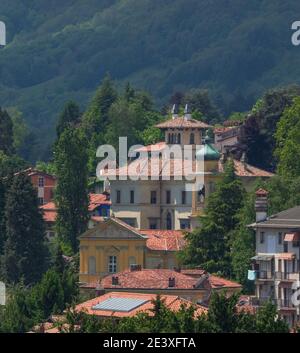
left=0, top=21, right=6, bottom=46
left=0, top=281, right=5, bottom=305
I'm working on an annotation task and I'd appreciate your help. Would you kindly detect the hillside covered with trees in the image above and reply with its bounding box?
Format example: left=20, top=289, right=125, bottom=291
left=1, top=0, right=300, bottom=160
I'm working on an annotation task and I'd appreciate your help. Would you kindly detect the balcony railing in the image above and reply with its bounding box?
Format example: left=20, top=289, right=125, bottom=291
left=277, top=299, right=296, bottom=309
left=257, top=271, right=274, bottom=280
left=275, top=272, right=300, bottom=281
left=250, top=297, right=275, bottom=306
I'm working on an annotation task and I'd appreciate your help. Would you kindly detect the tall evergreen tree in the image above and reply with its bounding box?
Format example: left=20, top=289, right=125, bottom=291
left=0, top=179, right=6, bottom=253
left=54, top=127, right=89, bottom=253
left=82, top=74, right=118, bottom=138
left=1, top=173, right=48, bottom=284
left=0, top=108, right=14, bottom=155
left=180, top=160, right=245, bottom=276
left=56, top=101, right=81, bottom=138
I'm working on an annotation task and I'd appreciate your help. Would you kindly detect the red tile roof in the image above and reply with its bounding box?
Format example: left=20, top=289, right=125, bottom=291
left=100, top=269, right=200, bottom=290
left=40, top=193, right=111, bottom=223
left=220, top=159, right=274, bottom=178
left=255, top=188, right=269, bottom=196
left=140, top=229, right=186, bottom=251
left=89, top=193, right=111, bottom=211
left=15, top=168, right=57, bottom=180
left=208, top=275, right=242, bottom=289
left=75, top=291, right=207, bottom=318
left=134, top=142, right=167, bottom=153
left=84, top=269, right=241, bottom=293
left=156, top=117, right=211, bottom=129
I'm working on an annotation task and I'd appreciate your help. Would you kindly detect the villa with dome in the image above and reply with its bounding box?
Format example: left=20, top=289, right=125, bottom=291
left=102, top=105, right=274, bottom=231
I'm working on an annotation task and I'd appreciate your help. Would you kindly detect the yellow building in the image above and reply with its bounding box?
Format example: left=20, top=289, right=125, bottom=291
left=79, top=218, right=184, bottom=284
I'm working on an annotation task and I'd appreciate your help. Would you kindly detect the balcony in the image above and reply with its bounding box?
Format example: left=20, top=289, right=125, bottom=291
left=250, top=297, right=275, bottom=306
left=256, top=270, right=274, bottom=280
left=275, top=272, right=299, bottom=281
left=277, top=299, right=296, bottom=310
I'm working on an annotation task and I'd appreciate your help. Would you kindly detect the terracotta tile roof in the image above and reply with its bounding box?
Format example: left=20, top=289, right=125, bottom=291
left=140, top=229, right=186, bottom=251
left=214, top=127, right=234, bottom=134
left=208, top=276, right=242, bottom=289
left=181, top=269, right=207, bottom=277
left=134, top=142, right=167, bottom=153
left=156, top=117, right=211, bottom=129
left=255, top=188, right=269, bottom=196
left=75, top=291, right=207, bottom=318
left=274, top=253, right=296, bottom=260
left=40, top=193, right=111, bottom=223
left=220, top=159, right=274, bottom=178
left=103, top=153, right=273, bottom=179
left=89, top=193, right=111, bottom=211
left=100, top=269, right=200, bottom=290
left=284, top=232, right=300, bottom=242
left=15, top=168, right=57, bottom=180
left=40, top=202, right=57, bottom=222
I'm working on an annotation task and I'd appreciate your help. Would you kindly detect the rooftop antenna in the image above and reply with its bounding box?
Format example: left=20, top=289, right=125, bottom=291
left=184, top=104, right=191, bottom=120
left=0, top=21, right=6, bottom=46
left=171, top=104, right=179, bottom=119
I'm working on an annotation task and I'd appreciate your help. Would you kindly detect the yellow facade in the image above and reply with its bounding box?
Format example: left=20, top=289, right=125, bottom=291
left=79, top=219, right=147, bottom=284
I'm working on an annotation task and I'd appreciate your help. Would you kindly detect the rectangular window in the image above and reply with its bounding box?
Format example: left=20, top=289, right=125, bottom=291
left=108, top=256, right=117, bottom=273
left=181, top=191, right=186, bottom=205
left=180, top=219, right=190, bottom=230
left=150, top=191, right=157, bottom=204
left=166, top=190, right=171, bottom=204
left=293, top=241, right=300, bottom=248
left=116, top=190, right=121, bottom=204
left=278, top=232, right=283, bottom=245
left=130, top=190, right=135, bottom=204
left=38, top=177, right=44, bottom=187
left=260, top=232, right=265, bottom=244
left=284, top=242, right=288, bottom=253
left=149, top=219, right=158, bottom=229
left=38, top=197, right=44, bottom=205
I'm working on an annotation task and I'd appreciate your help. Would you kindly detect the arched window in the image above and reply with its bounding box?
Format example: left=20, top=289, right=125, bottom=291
left=190, top=133, right=195, bottom=144
left=177, top=133, right=181, bottom=144
left=166, top=212, right=172, bottom=230
left=88, top=256, right=96, bottom=275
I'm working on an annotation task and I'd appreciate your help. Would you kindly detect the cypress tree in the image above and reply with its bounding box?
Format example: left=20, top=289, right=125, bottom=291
left=1, top=173, right=48, bottom=284
left=54, top=127, right=89, bottom=253
left=180, top=160, right=245, bottom=276
left=0, top=179, right=6, bottom=253
left=0, top=108, right=14, bottom=155
left=56, top=101, right=81, bottom=138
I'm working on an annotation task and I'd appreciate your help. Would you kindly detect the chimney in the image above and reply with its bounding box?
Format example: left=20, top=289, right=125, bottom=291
left=255, top=188, right=268, bottom=222
left=112, top=276, right=119, bottom=285
left=184, top=104, right=192, bottom=120
left=95, top=284, right=105, bottom=297
left=171, top=104, right=179, bottom=119
left=168, top=277, right=176, bottom=288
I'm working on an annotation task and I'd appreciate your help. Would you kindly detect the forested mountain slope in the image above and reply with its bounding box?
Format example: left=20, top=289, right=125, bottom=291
left=0, top=0, right=299, bottom=158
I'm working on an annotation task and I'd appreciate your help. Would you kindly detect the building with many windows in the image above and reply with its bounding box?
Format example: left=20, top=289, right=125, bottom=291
left=104, top=107, right=273, bottom=230
left=248, top=189, right=300, bottom=327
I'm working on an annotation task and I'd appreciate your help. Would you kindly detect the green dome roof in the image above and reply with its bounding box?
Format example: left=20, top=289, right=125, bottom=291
left=196, top=133, right=220, bottom=161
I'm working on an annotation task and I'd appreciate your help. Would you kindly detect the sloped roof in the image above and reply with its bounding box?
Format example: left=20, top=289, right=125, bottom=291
left=156, top=117, right=211, bottom=129
left=140, top=229, right=186, bottom=251
left=75, top=292, right=207, bottom=318
left=249, top=206, right=300, bottom=229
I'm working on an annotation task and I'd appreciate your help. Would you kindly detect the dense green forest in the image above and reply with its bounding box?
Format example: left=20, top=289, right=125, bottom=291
left=0, top=0, right=300, bottom=160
